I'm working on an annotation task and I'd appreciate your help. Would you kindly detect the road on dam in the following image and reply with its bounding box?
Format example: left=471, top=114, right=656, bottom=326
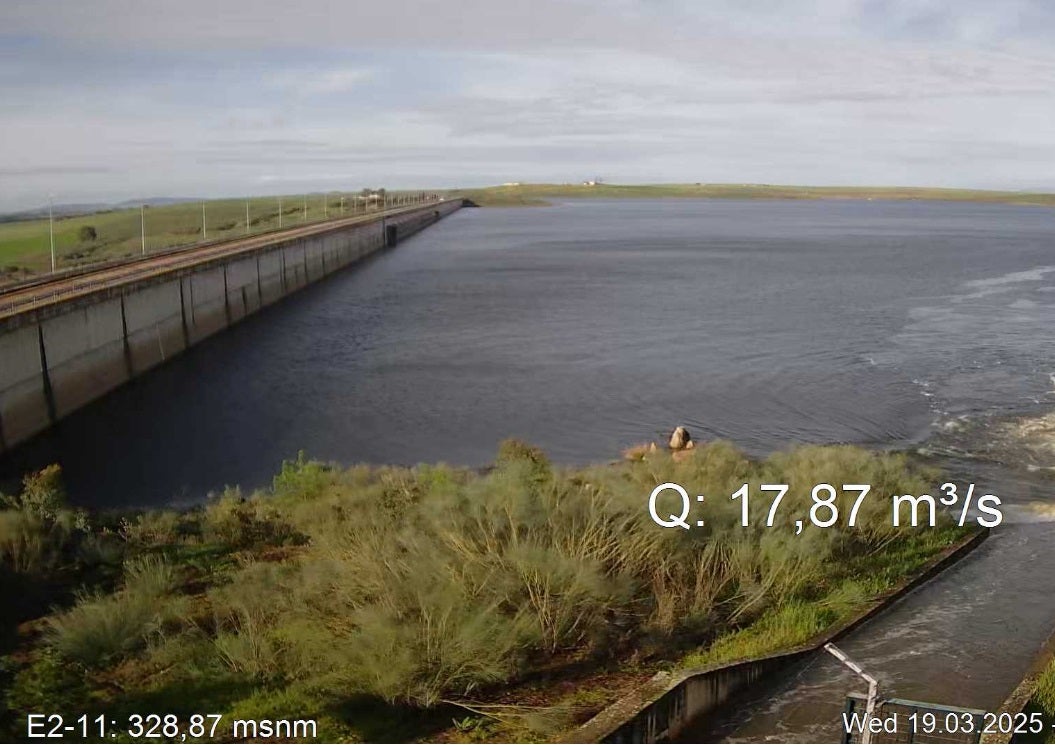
left=680, top=522, right=1055, bottom=742
left=0, top=200, right=445, bottom=321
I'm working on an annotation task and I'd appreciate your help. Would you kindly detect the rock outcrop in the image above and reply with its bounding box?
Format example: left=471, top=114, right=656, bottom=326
left=668, top=426, right=694, bottom=451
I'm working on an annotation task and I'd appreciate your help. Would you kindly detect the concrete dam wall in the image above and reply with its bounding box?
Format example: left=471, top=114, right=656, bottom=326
left=0, top=200, right=463, bottom=454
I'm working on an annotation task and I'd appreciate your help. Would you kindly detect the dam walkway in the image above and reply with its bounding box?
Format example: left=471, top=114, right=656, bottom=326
left=0, top=200, right=449, bottom=321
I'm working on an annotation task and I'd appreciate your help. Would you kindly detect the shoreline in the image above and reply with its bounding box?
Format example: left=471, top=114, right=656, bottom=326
left=454, top=182, right=1055, bottom=208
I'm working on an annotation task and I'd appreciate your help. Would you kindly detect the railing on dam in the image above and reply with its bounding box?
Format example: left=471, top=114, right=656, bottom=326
left=0, top=199, right=464, bottom=453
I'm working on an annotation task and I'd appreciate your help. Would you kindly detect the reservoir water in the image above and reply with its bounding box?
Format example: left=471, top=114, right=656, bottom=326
left=4, top=198, right=1055, bottom=508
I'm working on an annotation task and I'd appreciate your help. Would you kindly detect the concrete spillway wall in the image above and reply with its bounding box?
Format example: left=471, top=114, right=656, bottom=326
left=567, top=529, right=988, bottom=743
left=0, top=200, right=462, bottom=453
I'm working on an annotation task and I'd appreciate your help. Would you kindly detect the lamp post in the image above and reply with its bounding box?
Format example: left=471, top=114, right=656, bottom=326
left=48, top=196, right=56, bottom=272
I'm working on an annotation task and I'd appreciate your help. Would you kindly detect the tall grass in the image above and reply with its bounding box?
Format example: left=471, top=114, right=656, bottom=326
left=190, top=440, right=954, bottom=707
left=0, top=510, right=69, bottom=574
left=44, top=556, right=180, bottom=668
left=5, top=441, right=964, bottom=741
left=0, top=464, right=87, bottom=574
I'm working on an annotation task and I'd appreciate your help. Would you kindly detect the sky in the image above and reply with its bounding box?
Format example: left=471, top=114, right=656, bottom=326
left=2, top=0, right=1055, bottom=211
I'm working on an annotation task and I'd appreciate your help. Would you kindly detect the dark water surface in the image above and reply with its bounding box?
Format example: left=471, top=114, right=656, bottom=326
left=4, top=198, right=1055, bottom=508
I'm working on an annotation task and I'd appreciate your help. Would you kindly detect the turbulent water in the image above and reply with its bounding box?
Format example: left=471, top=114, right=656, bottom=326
left=3, top=197, right=1055, bottom=509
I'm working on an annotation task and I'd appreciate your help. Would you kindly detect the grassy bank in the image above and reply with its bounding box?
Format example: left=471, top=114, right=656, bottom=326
left=1020, top=660, right=1055, bottom=743
left=0, top=442, right=966, bottom=742
left=454, top=182, right=1055, bottom=208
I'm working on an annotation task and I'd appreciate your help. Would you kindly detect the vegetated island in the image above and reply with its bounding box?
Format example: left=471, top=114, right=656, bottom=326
left=0, top=439, right=968, bottom=742
left=454, top=182, right=1055, bottom=208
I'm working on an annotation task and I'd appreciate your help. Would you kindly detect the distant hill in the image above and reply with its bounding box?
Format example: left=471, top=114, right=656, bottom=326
left=0, top=197, right=199, bottom=223
left=452, top=182, right=1055, bottom=208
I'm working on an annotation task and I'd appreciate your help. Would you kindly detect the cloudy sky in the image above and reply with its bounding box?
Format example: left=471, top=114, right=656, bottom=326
left=2, top=0, right=1055, bottom=211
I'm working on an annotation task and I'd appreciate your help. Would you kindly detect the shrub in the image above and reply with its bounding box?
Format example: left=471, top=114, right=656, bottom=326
left=202, top=488, right=303, bottom=549
left=3, top=464, right=67, bottom=520
left=45, top=589, right=161, bottom=668
left=124, top=554, right=179, bottom=599
left=272, top=451, right=332, bottom=501
left=45, top=556, right=179, bottom=668
left=121, top=511, right=182, bottom=546
left=78, top=226, right=97, bottom=242
left=5, top=651, right=91, bottom=714
left=12, top=440, right=959, bottom=722
left=0, top=510, right=62, bottom=574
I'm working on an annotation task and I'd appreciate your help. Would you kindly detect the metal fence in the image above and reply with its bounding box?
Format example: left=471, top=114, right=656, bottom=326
left=842, top=694, right=988, bottom=744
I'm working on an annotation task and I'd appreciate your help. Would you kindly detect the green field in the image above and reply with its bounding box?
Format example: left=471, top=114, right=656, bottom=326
left=0, top=193, right=414, bottom=285
left=453, top=182, right=1055, bottom=208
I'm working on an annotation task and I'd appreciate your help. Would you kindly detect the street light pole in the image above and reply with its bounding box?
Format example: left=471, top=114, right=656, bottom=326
left=140, top=204, right=146, bottom=256
left=48, top=196, right=56, bottom=272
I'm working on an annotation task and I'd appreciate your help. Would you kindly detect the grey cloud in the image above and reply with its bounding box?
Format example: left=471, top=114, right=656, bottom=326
left=3, top=1, right=1055, bottom=212
left=7, top=0, right=1054, bottom=52
left=0, top=166, right=114, bottom=176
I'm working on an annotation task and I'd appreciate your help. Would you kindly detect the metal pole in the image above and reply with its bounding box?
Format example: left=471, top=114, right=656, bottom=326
left=825, top=644, right=879, bottom=745
left=303, top=195, right=307, bottom=222
left=278, top=196, right=282, bottom=228
left=245, top=199, right=250, bottom=234
left=141, top=204, right=146, bottom=255
left=202, top=200, right=207, bottom=241
left=324, top=195, right=327, bottom=219
left=48, top=197, right=56, bottom=272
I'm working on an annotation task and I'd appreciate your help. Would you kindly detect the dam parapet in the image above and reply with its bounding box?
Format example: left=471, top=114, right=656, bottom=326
left=0, top=200, right=462, bottom=453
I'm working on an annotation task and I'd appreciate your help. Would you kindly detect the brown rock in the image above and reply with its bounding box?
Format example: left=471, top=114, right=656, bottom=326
left=668, top=426, right=693, bottom=451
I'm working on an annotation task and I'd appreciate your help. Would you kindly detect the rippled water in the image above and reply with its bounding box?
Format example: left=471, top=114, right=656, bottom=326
left=4, top=198, right=1055, bottom=508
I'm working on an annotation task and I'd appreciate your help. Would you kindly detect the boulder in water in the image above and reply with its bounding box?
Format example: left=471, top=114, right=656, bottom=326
left=669, top=426, right=694, bottom=451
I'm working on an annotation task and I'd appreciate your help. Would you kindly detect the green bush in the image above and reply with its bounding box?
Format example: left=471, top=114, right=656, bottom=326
left=5, top=651, right=92, bottom=714
left=0, top=510, right=64, bottom=574
left=202, top=488, right=303, bottom=549
left=44, top=556, right=179, bottom=668
left=272, top=451, right=333, bottom=501
left=124, top=554, right=179, bottom=599
left=44, top=589, right=161, bottom=668
left=183, top=441, right=954, bottom=709
left=2, top=464, right=67, bottom=520
left=121, top=511, right=183, bottom=546
left=4, top=441, right=962, bottom=732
